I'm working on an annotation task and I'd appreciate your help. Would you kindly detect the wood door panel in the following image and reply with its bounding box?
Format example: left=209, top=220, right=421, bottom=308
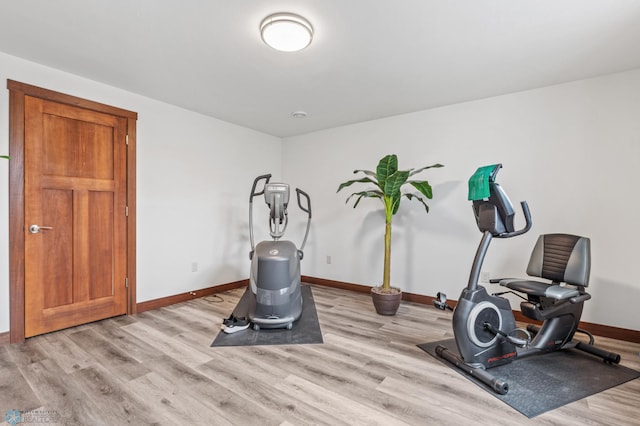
left=41, top=188, right=74, bottom=309
left=43, top=114, right=115, bottom=180
left=38, top=298, right=122, bottom=337
left=41, top=175, right=116, bottom=192
left=41, top=98, right=122, bottom=126
left=88, top=191, right=115, bottom=300
left=23, top=94, right=128, bottom=337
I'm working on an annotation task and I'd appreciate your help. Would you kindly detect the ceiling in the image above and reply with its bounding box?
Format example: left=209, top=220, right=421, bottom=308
left=1, top=1, right=640, bottom=138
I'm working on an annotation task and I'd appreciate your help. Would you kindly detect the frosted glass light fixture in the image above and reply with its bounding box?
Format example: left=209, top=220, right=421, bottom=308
left=260, top=13, right=313, bottom=52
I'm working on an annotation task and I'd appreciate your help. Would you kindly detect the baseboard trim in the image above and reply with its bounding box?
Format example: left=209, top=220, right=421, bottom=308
left=302, top=276, right=640, bottom=344
left=5, top=276, right=634, bottom=345
left=136, top=280, right=248, bottom=313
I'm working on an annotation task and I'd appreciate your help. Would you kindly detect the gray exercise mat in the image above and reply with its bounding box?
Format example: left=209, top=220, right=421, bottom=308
left=211, top=285, right=323, bottom=347
left=418, top=338, right=640, bottom=418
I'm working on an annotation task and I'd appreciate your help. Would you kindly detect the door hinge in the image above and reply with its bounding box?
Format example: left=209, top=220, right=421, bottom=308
left=125, top=277, right=129, bottom=288
left=125, top=206, right=129, bottom=217
left=126, top=134, right=129, bottom=145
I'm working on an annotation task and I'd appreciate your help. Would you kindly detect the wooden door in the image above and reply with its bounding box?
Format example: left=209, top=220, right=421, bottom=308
left=23, top=95, right=128, bottom=337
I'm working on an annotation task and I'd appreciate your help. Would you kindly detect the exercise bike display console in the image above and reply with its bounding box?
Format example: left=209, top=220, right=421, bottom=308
left=433, top=164, right=620, bottom=395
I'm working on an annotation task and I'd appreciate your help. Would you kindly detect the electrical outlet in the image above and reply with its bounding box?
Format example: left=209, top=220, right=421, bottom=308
left=326, top=255, right=332, bottom=264
left=191, top=262, right=198, bottom=272
left=480, top=271, right=490, bottom=283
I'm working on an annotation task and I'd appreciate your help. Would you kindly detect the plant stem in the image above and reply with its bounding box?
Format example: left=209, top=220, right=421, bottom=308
left=383, top=220, right=391, bottom=290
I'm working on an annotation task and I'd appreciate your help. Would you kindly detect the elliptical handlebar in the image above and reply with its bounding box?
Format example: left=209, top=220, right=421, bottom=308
left=250, top=174, right=272, bottom=200
left=296, top=188, right=312, bottom=216
left=249, top=174, right=272, bottom=257
left=249, top=174, right=313, bottom=260
left=295, top=188, right=312, bottom=255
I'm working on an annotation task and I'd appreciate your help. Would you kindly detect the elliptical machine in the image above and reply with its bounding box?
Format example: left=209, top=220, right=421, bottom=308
left=433, top=164, right=620, bottom=394
left=248, top=174, right=311, bottom=331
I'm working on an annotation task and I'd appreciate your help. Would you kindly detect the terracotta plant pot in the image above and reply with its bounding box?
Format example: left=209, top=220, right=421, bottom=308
left=371, top=287, right=402, bottom=315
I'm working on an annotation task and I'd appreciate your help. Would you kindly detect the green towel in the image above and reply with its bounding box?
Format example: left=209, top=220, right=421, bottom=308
left=468, top=164, right=499, bottom=200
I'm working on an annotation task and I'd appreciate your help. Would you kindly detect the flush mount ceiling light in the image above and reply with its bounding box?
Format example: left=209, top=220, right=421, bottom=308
left=260, top=13, right=313, bottom=52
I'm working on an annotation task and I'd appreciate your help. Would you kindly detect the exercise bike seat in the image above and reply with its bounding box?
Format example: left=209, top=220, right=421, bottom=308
left=498, top=233, right=590, bottom=306
left=500, top=279, right=579, bottom=300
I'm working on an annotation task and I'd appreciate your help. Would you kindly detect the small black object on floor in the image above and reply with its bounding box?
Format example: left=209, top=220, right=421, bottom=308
left=418, top=338, right=640, bottom=418
left=211, top=285, right=323, bottom=347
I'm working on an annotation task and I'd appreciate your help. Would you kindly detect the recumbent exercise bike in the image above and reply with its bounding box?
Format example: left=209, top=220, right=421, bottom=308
left=433, top=164, right=620, bottom=394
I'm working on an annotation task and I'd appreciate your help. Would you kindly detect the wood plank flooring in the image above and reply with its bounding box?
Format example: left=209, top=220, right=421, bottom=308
left=1, top=285, right=639, bottom=425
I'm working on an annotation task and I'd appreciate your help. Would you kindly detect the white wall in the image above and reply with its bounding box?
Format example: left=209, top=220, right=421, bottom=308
left=2, top=50, right=638, bottom=334
left=282, top=69, right=640, bottom=331
left=0, top=52, right=282, bottom=333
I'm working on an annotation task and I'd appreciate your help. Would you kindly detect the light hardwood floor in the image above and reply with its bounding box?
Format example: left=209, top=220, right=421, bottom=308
left=1, top=285, right=639, bottom=425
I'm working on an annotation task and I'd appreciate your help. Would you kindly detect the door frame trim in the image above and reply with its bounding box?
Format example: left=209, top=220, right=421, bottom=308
left=7, top=80, right=138, bottom=343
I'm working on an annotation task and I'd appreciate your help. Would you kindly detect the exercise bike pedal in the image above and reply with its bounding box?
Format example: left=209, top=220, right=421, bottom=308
left=433, top=292, right=454, bottom=311
left=484, top=322, right=531, bottom=348
left=526, top=324, right=540, bottom=337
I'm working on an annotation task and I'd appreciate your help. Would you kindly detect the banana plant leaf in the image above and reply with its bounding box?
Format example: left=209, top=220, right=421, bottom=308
left=336, top=154, right=444, bottom=293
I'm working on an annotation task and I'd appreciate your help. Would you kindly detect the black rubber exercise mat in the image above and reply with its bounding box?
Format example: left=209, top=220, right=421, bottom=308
left=418, top=338, right=640, bottom=418
left=211, top=285, right=323, bottom=347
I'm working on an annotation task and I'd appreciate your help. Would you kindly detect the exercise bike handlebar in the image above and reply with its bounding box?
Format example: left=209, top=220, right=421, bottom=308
left=496, top=201, right=532, bottom=239
left=467, top=201, right=531, bottom=291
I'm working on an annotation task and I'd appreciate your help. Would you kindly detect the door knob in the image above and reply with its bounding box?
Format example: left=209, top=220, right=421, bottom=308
left=29, top=224, right=53, bottom=234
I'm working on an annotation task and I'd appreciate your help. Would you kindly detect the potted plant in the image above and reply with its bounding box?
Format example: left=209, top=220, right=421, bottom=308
left=337, top=154, right=443, bottom=315
left=1, top=156, right=9, bottom=160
